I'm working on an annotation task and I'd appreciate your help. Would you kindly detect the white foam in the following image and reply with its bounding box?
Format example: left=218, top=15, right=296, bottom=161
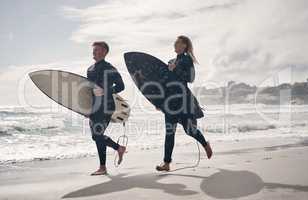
left=0, top=105, right=308, bottom=164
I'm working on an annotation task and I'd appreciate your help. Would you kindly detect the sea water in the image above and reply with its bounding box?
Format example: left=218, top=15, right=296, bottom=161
left=0, top=104, right=307, bottom=164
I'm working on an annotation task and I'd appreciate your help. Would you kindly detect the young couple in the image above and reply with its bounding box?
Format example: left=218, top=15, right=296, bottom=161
left=87, top=36, right=213, bottom=175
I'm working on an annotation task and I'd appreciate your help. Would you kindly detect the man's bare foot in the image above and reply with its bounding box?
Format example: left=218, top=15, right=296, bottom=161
left=91, top=166, right=107, bottom=176
left=156, top=162, right=170, bottom=172
left=117, top=146, right=126, bottom=165
left=204, top=142, right=213, bottom=159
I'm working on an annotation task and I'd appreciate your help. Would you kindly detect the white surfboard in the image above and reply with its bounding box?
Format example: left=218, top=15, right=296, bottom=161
left=29, top=70, right=130, bottom=123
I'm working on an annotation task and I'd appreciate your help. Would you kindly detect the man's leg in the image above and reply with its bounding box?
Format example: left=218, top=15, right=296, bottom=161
left=90, top=114, right=126, bottom=167
left=91, top=116, right=120, bottom=151
left=89, top=119, right=108, bottom=175
left=94, top=136, right=107, bottom=166
left=92, top=116, right=126, bottom=165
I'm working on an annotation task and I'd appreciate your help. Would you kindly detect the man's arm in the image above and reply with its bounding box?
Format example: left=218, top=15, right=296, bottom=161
left=111, top=67, right=125, bottom=94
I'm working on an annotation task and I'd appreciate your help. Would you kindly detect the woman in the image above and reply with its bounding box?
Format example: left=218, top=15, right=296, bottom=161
left=87, top=41, right=126, bottom=175
left=156, top=36, right=213, bottom=171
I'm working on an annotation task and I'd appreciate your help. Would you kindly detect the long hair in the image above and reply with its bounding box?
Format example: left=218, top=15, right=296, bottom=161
left=178, top=35, right=198, bottom=64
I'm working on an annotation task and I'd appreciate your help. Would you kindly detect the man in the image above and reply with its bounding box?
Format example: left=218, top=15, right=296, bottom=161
left=87, top=41, right=126, bottom=175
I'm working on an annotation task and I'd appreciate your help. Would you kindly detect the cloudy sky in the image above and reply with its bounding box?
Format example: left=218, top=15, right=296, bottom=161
left=0, top=0, right=307, bottom=106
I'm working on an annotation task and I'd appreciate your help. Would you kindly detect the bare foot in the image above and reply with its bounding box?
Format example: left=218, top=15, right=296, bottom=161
left=91, top=166, right=107, bottom=176
left=204, top=142, right=213, bottom=159
left=117, top=146, right=126, bottom=165
left=156, top=163, right=170, bottom=172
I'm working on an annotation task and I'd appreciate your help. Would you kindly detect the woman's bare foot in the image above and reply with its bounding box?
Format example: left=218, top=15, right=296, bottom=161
left=204, top=142, right=213, bottom=159
left=156, top=162, right=170, bottom=172
left=117, top=145, right=126, bottom=165
left=91, top=165, right=107, bottom=176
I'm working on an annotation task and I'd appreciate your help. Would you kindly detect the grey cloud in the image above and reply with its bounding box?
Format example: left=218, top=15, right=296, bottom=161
left=213, top=48, right=260, bottom=69
left=196, top=0, right=244, bottom=13
left=130, top=12, right=187, bottom=24
left=218, top=31, right=234, bottom=47
left=88, top=34, right=126, bottom=47
left=62, top=0, right=308, bottom=86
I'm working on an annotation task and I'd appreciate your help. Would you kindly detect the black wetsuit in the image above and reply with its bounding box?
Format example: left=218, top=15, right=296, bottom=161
left=163, top=53, right=207, bottom=163
left=87, top=59, right=125, bottom=166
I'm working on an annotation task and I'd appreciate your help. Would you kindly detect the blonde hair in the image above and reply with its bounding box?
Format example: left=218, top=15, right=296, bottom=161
left=178, top=35, right=198, bottom=63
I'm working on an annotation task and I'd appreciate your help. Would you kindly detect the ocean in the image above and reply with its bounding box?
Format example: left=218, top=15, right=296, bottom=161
left=0, top=104, right=307, bottom=164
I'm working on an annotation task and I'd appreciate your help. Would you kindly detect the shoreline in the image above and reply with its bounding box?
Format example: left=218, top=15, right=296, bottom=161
left=1, top=134, right=307, bottom=166
left=1, top=136, right=308, bottom=199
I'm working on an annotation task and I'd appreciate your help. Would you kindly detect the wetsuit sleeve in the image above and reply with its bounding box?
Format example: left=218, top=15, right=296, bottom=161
left=173, top=56, right=195, bottom=83
left=110, top=67, right=125, bottom=94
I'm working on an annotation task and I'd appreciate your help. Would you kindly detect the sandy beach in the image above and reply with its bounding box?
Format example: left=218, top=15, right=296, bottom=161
left=1, top=136, right=308, bottom=200
left=1, top=0, right=308, bottom=200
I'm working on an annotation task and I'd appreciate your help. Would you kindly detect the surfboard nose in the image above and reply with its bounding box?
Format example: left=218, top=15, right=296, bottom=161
left=29, top=70, right=49, bottom=79
left=124, top=52, right=134, bottom=62
left=124, top=52, right=147, bottom=62
left=28, top=71, right=40, bottom=79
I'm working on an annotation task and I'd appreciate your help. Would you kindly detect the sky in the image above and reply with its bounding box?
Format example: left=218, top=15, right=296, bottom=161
left=0, top=0, right=307, bottom=106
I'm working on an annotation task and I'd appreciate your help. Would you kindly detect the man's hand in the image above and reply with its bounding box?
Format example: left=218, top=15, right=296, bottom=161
left=93, top=84, right=104, bottom=96
left=168, top=63, right=176, bottom=71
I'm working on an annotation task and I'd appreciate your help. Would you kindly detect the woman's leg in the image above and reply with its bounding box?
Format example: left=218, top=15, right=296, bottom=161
left=180, top=117, right=213, bottom=159
left=180, top=117, right=207, bottom=147
left=157, top=114, right=178, bottom=171
left=163, top=114, right=177, bottom=163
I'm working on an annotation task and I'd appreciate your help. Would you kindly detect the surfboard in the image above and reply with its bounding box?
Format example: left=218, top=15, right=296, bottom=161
left=124, top=52, right=204, bottom=118
left=29, top=70, right=130, bottom=123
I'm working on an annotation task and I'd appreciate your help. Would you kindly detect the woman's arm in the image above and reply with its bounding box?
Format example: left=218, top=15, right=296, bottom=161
left=173, top=56, right=195, bottom=83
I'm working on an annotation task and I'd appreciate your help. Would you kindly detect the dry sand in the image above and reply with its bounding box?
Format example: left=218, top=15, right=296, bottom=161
left=1, top=137, right=308, bottom=200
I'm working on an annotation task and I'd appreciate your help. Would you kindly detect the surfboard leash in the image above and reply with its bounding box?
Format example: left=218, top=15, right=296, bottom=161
left=112, top=122, right=202, bottom=171
left=168, top=140, right=201, bottom=172
left=114, top=122, right=128, bottom=168
left=169, top=124, right=210, bottom=172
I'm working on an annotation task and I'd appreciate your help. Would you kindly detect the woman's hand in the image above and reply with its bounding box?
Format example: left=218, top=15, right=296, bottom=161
left=168, top=63, right=176, bottom=71
left=93, top=84, right=104, bottom=96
